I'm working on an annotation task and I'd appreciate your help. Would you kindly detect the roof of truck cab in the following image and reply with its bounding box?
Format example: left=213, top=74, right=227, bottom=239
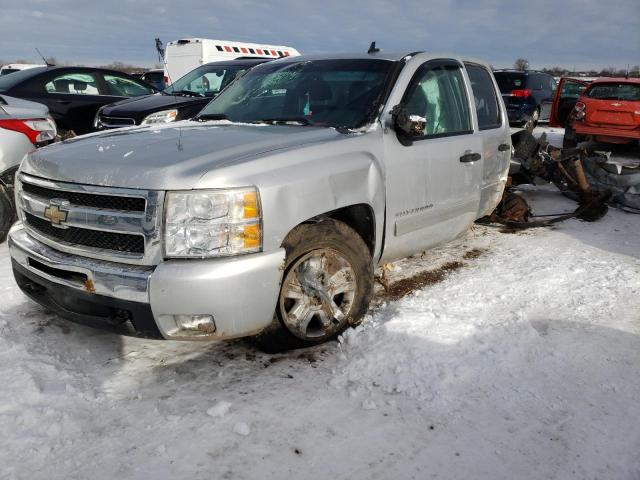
left=265, top=52, right=490, bottom=65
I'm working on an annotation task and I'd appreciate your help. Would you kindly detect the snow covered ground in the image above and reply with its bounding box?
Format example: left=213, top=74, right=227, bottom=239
left=1, top=127, right=639, bottom=480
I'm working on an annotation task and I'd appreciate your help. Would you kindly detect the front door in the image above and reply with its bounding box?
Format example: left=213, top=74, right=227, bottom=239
left=381, top=58, right=482, bottom=262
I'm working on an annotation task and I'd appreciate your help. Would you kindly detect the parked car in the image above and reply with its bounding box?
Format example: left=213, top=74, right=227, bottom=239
left=550, top=77, right=640, bottom=148
left=96, top=59, right=267, bottom=129
left=0, top=95, right=56, bottom=242
left=8, top=52, right=510, bottom=352
left=493, top=70, right=557, bottom=126
left=163, top=37, right=300, bottom=85
left=139, top=69, right=165, bottom=90
left=0, top=64, right=45, bottom=76
left=0, top=66, right=158, bottom=135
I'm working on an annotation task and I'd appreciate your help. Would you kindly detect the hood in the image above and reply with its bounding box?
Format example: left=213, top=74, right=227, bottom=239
left=0, top=95, right=49, bottom=119
left=22, top=121, right=344, bottom=190
left=101, top=94, right=208, bottom=116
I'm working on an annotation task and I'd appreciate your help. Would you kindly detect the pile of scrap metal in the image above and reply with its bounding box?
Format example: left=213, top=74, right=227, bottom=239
left=482, top=129, right=640, bottom=229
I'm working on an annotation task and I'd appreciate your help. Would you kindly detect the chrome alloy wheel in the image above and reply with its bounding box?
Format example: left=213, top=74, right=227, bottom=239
left=279, top=248, right=357, bottom=340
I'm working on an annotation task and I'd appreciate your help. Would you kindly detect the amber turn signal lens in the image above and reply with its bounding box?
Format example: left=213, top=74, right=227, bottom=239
left=243, top=192, right=259, bottom=219
left=243, top=224, right=261, bottom=249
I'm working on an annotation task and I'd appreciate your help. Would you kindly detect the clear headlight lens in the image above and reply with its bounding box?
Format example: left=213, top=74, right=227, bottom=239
left=164, top=187, right=261, bottom=258
left=141, top=109, right=178, bottom=125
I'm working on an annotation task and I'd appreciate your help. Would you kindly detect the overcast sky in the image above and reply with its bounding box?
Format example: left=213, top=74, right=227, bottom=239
left=1, top=0, right=638, bottom=70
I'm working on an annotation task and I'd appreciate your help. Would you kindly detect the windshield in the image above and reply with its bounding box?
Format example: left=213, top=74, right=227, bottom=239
left=165, top=63, right=249, bottom=97
left=0, top=69, right=19, bottom=76
left=585, top=82, right=640, bottom=101
left=494, top=72, right=527, bottom=93
left=197, top=59, right=394, bottom=129
left=0, top=67, right=46, bottom=91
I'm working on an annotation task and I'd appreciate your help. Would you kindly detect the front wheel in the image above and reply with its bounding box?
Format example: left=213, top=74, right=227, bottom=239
left=254, top=218, right=374, bottom=353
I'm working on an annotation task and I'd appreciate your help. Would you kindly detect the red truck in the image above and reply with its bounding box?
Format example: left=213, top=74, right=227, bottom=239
left=550, top=77, right=640, bottom=148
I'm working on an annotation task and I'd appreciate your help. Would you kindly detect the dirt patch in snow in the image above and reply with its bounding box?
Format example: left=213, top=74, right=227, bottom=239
left=376, top=248, right=487, bottom=301
left=462, top=248, right=486, bottom=260
left=376, top=260, right=465, bottom=301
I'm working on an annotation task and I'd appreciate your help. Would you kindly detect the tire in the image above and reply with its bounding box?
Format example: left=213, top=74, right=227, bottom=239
left=511, top=129, right=539, bottom=159
left=0, top=185, right=15, bottom=244
left=253, top=218, right=374, bottom=353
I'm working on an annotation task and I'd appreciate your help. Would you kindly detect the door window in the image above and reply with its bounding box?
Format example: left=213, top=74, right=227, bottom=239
left=45, top=73, right=100, bottom=95
left=403, top=63, right=471, bottom=137
left=103, top=74, right=155, bottom=97
left=465, top=63, right=501, bottom=130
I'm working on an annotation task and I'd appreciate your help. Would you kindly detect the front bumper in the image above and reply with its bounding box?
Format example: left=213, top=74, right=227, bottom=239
left=8, top=224, right=285, bottom=340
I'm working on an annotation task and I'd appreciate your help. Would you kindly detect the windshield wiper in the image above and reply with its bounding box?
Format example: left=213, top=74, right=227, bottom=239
left=196, top=113, right=228, bottom=121
left=253, top=116, right=313, bottom=126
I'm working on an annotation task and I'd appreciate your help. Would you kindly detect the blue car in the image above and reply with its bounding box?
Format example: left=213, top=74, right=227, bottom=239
left=494, top=70, right=557, bottom=126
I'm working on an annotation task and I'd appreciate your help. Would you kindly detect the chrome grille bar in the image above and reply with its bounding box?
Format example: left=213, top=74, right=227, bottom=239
left=16, top=173, right=164, bottom=266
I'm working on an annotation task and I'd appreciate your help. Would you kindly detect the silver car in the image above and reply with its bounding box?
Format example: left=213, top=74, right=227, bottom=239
left=8, top=52, right=510, bottom=351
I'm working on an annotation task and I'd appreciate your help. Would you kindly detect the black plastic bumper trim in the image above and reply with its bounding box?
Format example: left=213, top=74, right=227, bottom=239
left=12, top=260, right=163, bottom=339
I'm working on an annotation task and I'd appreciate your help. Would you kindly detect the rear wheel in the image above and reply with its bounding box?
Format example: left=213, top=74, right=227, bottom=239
left=254, top=218, right=374, bottom=353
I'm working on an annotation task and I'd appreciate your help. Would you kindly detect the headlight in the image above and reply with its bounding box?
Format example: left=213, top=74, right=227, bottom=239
left=141, top=109, right=178, bottom=125
left=164, top=187, right=262, bottom=258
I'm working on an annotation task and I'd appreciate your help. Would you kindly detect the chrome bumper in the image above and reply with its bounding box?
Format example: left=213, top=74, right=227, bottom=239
left=9, top=223, right=286, bottom=340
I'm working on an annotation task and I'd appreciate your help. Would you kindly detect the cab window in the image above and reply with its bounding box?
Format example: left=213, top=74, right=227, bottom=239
left=465, top=63, right=501, bottom=130
left=45, top=73, right=100, bottom=95
left=403, top=63, right=471, bottom=137
left=103, top=74, right=154, bottom=97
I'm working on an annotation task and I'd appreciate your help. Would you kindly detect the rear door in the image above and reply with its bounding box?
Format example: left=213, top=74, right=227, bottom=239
left=464, top=62, right=511, bottom=217
left=381, top=57, right=482, bottom=261
left=549, top=77, right=589, bottom=127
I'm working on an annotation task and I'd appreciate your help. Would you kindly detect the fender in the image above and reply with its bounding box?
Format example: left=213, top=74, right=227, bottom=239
left=197, top=129, right=387, bottom=262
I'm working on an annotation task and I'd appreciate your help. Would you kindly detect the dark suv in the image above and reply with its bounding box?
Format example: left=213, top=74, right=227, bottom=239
left=493, top=70, right=557, bottom=126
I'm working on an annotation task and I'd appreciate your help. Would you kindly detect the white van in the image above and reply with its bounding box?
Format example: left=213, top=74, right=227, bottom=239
left=163, top=38, right=300, bottom=86
left=0, top=64, right=45, bottom=76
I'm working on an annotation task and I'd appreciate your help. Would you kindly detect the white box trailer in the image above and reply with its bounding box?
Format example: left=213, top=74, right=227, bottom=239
left=163, top=38, right=300, bottom=86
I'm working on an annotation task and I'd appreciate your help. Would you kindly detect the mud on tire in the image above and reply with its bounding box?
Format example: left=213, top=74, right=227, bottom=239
left=253, top=218, right=374, bottom=353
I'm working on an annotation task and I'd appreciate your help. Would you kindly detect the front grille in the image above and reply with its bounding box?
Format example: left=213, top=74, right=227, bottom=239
left=25, top=213, right=145, bottom=254
left=22, top=182, right=146, bottom=212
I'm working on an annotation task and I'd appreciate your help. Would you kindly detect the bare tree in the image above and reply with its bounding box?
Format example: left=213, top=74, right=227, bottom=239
left=514, top=58, right=529, bottom=70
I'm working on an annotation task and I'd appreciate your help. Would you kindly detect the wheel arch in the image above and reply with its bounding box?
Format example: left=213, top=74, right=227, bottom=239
left=285, top=203, right=377, bottom=257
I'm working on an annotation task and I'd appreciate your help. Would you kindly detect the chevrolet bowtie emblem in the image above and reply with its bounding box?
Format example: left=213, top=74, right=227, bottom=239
left=44, top=204, right=69, bottom=225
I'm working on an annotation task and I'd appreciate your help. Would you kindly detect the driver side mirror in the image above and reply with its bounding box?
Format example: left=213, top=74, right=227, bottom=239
left=390, top=104, right=426, bottom=145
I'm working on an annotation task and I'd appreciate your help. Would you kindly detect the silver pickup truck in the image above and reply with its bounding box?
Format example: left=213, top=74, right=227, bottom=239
left=8, top=52, right=510, bottom=351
